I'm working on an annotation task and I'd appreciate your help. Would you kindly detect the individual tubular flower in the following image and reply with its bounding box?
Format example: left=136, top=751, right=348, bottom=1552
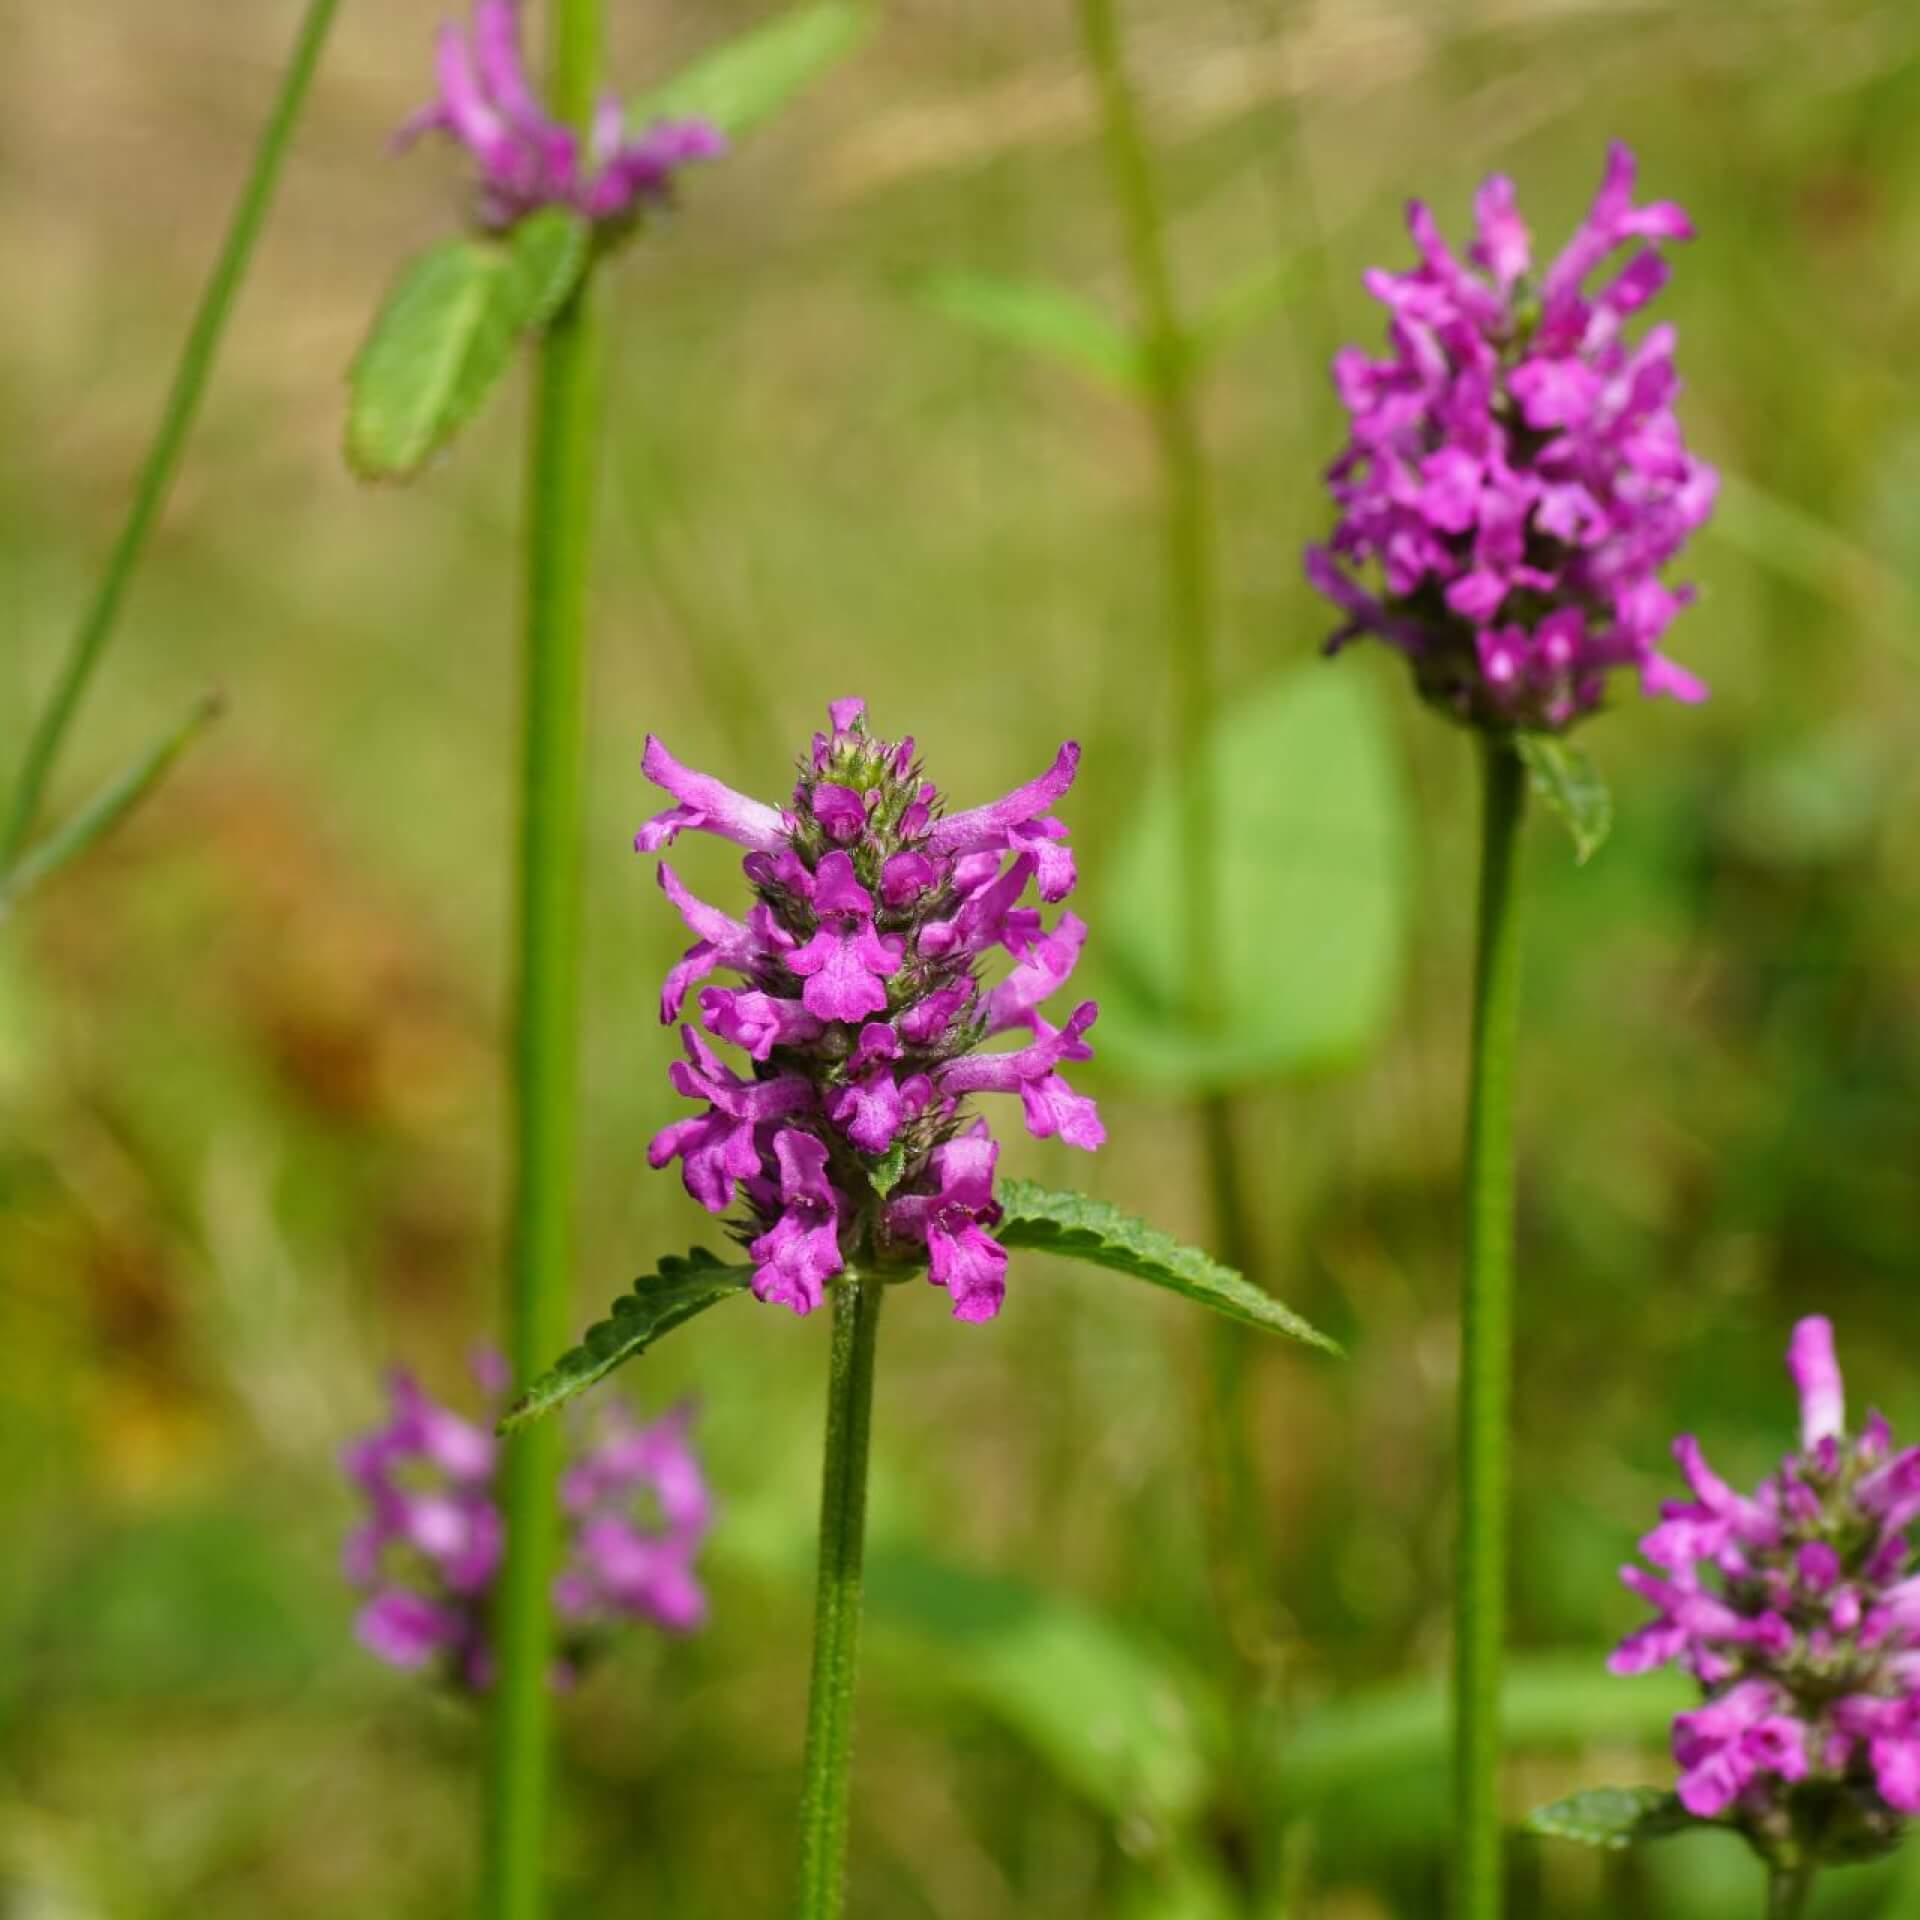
left=639, top=699, right=1099, bottom=1323
left=1305, top=143, right=1717, bottom=732
left=343, top=1357, right=709, bottom=1690
left=1610, top=1317, right=1920, bottom=1869
left=397, top=0, right=724, bottom=232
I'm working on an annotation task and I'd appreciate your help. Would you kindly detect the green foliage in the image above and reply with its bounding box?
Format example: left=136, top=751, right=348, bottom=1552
left=1277, top=1657, right=1692, bottom=1808
left=910, top=252, right=1300, bottom=397
left=1515, top=733, right=1613, bottom=864
left=499, top=1250, right=753, bottom=1430
left=632, top=3, right=875, bottom=139
left=1189, top=256, right=1305, bottom=366
left=502, top=207, right=593, bottom=334
left=345, top=212, right=590, bottom=482
left=1095, top=668, right=1410, bottom=1092
left=1712, top=468, right=1920, bottom=666
left=910, top=268, right=1145, bottom=394
left=0, top=694, right=220, bottom=925
left=866, top=1139, right=908, bottom=1198
left=996, top=1181, right=1339, bottom=1352
left=1524, top=1786, right=1695, bottom=1851
left=864, top=1548, right=1223, bottom=1831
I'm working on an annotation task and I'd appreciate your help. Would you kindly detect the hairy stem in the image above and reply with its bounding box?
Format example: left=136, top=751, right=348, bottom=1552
left=2, top=0, right=341, bottom=865
left=1766, top=1866, right=1815, bottom=1920
left=1454, top=737, right=1526, bottom=1920
left=481, top=4, right=606, bottom=1917
left=794, top=1277, right=885, bottom=1920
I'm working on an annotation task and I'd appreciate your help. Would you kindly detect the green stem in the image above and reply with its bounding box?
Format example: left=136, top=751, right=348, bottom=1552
left=481, top=5, right=605, bottom=1918
left=1454, top=737, right=1526, bottom=1920
left=1077, top=0, right=1262, bottom=1721
left=1, top=0, right=341, bottom=866
left=794, top=1276, right=885, bottom=1920
left=1075, top=0, right=1217, bottom=1025
left=1766, top=1866, right=1815, bottom=1920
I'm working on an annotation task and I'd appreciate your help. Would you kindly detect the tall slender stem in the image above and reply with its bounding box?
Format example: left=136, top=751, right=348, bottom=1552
left=1766, top=1865, right=1815, bottom=1920
left=1076, top=0, right=1265, bottom=1686
left=1075, top=0, right=1218, bottom=1017
left=1454, top=737, right=1526, bottom=1920
left=794, top=1276, right=885, bottom=1920
left=481, top=5, right=605, bottom=1917
left=2, top=0, right=341, bottom=865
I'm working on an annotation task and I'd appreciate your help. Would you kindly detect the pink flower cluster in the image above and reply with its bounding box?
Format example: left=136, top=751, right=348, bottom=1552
left=1612, top=1318, right=1920, bottom=1864
left=640, top=698, right=1101, bottom=1324
left=398, top=0, right=723, bottom=231
left=1307, top=144, right=1718, bottom=732
left=343, top=1357, right=708, bottom=1690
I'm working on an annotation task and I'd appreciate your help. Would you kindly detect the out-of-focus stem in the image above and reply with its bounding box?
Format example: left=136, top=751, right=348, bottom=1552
left=1076, top=0, right=1263, bottom=1640
left=1075, top=0, right=1218, bottom=1016
left=2, top=0, right=341, bottom=864
left=1766, top=1866, right=1815, bottom=1920
left=1454, top=736, right=1526, bottom=1920
left=481, top=3, right=606, bottom=1917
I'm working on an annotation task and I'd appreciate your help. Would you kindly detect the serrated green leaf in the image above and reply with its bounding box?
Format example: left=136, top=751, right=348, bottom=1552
left=0, top=693, right=220, bottom=926
left=867, top=1139, right=908, bottom=1198
left=1524, top=1786, right=1693, bottom=1851
left=346, top=240, right=519, bottom=481
left=499, top=1250, right=754, bottom=1431
left=1095, top=668, right=1410, bottom=1093
left=1514, top=732, right=1613, bottom=864
left=996, top=1181, right=1339, bottom=1353
left=632, top=2, right=874, bottom=140
left=910, top=268, right=1145, bottom=394
left=505, top=207, right=591, bottom=332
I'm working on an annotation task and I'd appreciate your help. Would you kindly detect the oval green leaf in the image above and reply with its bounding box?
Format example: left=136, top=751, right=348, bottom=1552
left=1524, top=1786, right=1694, bottom=1851
left=1514, top=732, right=1613, bottom=865
left=910, top=268, right=1145, bottom=394
left=866, top=1548, right=1224, bottom=1831
left=631, top=2, right=874, bottom=140
left=505, top=206, right=591, bottom=332
left=1093, top=666, right=1410, bottom=1093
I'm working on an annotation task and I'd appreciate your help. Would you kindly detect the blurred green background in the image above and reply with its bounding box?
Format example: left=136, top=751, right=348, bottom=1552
left=5, top=0, right=1920, bottom=1914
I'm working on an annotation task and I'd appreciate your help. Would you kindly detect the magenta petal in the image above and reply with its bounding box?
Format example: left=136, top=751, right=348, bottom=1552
left=638, top=735, right=785, bottom=853
left=1787, top=1316, right=1846, bottom=1449
left=811, top=784, right=869, bottom=844
left=929, top=1220, right=1007, bottom=1322
left=357, top=1589, right=460, bottom=1670
left=928, top=743, right=1081, bottom=854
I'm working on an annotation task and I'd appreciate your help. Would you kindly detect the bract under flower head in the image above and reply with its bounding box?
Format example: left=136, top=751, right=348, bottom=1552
left=1306, top=143, right=1716, bottom=732
left=639, top=699, right=1100, bottom=1323
left=1611, top=1317, right=1920, bottom=1869
left=397, top=0, right=724, bottom=232
left=343, top=1358, right=709, bottom=1690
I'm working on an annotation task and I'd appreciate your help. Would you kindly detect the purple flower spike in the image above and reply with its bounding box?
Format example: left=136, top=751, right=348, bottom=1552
left=1307, top=143, right=1716, bottom=732
left=343, top=1362, right=709, bottom=1689
left=398, top=0, right=724, bottom=232
left=636, top=701, right=1101, bottom=1322
left=1610, top=1317, right=1920, bottom=1867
